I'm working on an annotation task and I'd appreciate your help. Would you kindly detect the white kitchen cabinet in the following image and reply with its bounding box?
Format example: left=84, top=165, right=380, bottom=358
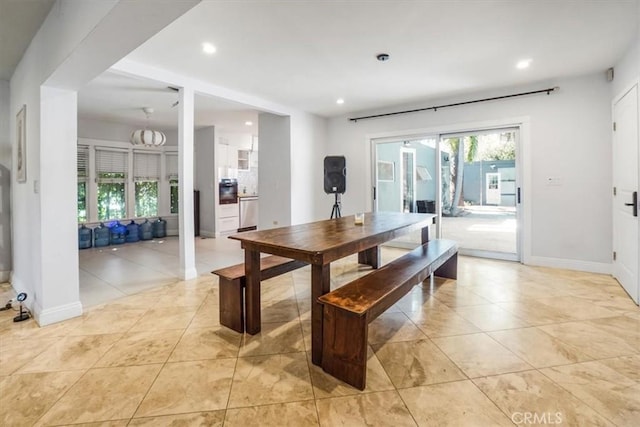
left=217, top=142, right=238, bottom=169
left=238, top=149, right=250, bottom=171
left=249, top=150, right=258, bottom=168
left=218, top=203, right=239, bottom=233
left=219, top=215, right=239, bottom=233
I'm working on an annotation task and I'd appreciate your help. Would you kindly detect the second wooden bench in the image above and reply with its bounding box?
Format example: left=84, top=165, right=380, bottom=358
left=212, top=256, right=307, bottom=333
left=318, top=239, right=458, bottom=390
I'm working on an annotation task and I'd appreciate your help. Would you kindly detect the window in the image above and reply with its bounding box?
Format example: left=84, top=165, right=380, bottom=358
left=96, top=149, right=127, bottom=221
left=166, top=153, right=179, bottom=214
left=77, top=146, right=89, bottom=222
left=134, top=151, right=160, bottom=217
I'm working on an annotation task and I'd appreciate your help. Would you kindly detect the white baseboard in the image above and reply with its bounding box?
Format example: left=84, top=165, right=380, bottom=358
left=34, top=300, right=83, bottom=327
left=527, top=256, right=612, bottom=275
left=200, top=230, right=216, bottom=238
left=180, top=267, right=199, bottom=280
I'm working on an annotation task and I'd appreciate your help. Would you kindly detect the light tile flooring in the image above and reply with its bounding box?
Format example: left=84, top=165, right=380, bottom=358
left=0, top=237, right=639, bottom=426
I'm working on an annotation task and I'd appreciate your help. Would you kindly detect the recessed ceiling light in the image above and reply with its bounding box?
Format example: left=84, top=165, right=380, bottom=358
left=516, top=59, right=532, bottom=69
left=245, top=121, right=253, bottom=126
left=202, top=42, right=217, bottom=54
left=336, top=98, right=345, bottom=105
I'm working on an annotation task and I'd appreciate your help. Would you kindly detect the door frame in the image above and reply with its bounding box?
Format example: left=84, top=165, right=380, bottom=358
left=367, top=117, right=530, bottom=263
left=399, top=147, right=417, bottom=212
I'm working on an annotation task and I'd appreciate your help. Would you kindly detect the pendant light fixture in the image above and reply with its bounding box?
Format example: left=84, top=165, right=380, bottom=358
left=130, top=107, right=166, bottom=146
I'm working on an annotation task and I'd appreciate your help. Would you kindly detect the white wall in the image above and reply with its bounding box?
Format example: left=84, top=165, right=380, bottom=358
left=612, top=17, right=639, bottom=97
left=258, top=113, right=291, bottom=229
left=290, top=112, right=327, bottom=224
left=0, top=80, right=11, bottom=281
left=327, top=73, right=613, bottom=272
left=194, top=126, right=216, bottom=237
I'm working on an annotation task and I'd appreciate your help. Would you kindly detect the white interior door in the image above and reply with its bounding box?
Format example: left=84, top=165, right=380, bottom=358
left=613, top=84, right=639, bottom=304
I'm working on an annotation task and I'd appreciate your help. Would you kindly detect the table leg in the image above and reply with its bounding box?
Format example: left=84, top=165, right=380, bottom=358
left=244, top=248, right=261, bottom=335
left=421, top=225, right=430, bottom=244
left=311, top=263, right=330, bottom=366
left=357, top=246, right=380, bottom=269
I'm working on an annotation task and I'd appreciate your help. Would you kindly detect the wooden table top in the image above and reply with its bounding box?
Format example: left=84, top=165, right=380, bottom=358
left=228, top=212, right=435, bottom=264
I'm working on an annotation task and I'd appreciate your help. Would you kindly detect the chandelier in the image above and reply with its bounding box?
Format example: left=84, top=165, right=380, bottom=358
left=130, top=107, right=166, bottom=146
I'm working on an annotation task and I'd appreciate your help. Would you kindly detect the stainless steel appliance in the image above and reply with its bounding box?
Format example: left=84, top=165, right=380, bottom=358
left=238, top=196, right=258, bottom=231
left=219, top=179, right=238, bottom=205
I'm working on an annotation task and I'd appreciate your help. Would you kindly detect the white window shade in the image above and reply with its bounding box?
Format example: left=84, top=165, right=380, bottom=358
left=77, top=145, right=89, bottom=181
left=134, top=151, right=161, bottom=182
left=166, top=153, right=178, bottom=180
left=96, top=148, right=127, bottom=182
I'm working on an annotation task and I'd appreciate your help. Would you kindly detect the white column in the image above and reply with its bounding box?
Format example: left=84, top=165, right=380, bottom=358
left=38, top=86, right=83, bottom=325
left=178, top=86, right=197, bottom=279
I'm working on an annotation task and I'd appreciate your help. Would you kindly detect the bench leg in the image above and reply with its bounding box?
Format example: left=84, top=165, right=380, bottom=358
left=321, top=305, right=368, bottom=390
left=219, top=278, right=244, bottom=333
left=434, top=252, right=458, bottom=280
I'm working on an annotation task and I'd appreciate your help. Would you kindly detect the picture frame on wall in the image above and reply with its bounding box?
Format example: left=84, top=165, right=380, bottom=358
left=377, top=160, right=394, bottom=182
left=16, top=105, right=26, bottom=183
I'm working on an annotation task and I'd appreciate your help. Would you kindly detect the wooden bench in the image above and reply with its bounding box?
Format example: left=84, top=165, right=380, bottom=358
left=212, top=256, right=307, bottom=333
left=318, top=239, right=458, bottom=390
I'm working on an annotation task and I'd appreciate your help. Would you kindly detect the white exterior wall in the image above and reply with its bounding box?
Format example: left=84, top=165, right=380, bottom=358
left=326, top=73, right=613, bottom=272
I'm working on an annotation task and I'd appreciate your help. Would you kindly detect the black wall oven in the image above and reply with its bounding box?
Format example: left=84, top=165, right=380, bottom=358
left=219, top=179, right=238, bottom=204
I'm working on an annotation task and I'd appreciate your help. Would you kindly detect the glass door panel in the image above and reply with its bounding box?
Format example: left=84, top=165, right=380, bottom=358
left=374, top=137, right=437, bottom=247
left=440, top=128, right=519, bottom=260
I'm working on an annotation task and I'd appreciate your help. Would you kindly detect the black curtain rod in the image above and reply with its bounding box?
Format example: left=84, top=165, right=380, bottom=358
left=348, top=86, right=559, bottom=122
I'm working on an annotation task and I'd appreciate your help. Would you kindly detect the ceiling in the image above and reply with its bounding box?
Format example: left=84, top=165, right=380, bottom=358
left=4, top=1, right=639, bottom=131
left=0, top=0, right=55, bottom=80
left=78, top=71, right=260, bottom=134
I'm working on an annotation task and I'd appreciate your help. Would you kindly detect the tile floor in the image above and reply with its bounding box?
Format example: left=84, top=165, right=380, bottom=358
left=0, top=237, right=639, bottom=426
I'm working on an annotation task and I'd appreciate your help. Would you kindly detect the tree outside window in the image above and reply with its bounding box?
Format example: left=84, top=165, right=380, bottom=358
left=170, top=180, right=179, bottom=214
left=97, top=172, right=126, bottom=220
left=135, top=181, right=158, bottom=217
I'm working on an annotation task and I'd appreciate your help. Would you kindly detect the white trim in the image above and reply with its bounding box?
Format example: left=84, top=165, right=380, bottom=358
left=528, top=256, right=612, bottom=275
left=34, top=301, right=83, bottom=326
left=612, top=77, right=640, bottom=105
left=180, top=267, right=199, bottom=280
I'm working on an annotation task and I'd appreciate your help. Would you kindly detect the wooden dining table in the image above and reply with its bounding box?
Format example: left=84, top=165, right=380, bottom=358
left=228, top=211, right=435, bottom=365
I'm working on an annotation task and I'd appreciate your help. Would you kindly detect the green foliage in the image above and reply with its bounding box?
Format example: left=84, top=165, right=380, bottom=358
left=135, top=181, right=158, bottom=217
left=97, top=183, right=126, bottom=221
left=77, top=182, right=87, bottom=222
left=170, top=180, right=179, bottom=214
left=482, top=142, right=516, bottom=160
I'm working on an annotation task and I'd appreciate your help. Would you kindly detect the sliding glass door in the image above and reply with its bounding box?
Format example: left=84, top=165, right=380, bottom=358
left=372, top=127, right=520, bottom=261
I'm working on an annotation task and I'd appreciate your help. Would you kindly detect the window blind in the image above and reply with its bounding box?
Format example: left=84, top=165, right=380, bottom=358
left=77, top=146, right=89, bottom=181
left=166, top=153, right=178, bottom=180
left=133, top=151, right=161, bottom=182
left=96, top=148, right=127, bottom=181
